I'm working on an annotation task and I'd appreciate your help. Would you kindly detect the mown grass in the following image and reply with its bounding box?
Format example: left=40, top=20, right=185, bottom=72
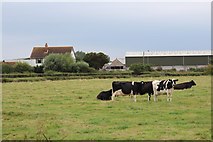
left=2, top=76, right=211, bottom=140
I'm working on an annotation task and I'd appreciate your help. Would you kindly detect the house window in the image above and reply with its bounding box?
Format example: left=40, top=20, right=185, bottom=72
left=36, top=59, right=42, bottom=64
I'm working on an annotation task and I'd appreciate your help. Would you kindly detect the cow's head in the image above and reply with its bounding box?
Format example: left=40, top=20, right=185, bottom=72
left=172, top=79, right=178, bottom=85
left=190, top=80, right=196, bottom=86
left=166, top=79, right=178, bottom=89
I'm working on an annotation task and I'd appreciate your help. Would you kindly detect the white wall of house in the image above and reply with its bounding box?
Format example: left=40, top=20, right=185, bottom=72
left=71, top=51, right=76, bottom=61
left=6, top=51, right=76, bottom=67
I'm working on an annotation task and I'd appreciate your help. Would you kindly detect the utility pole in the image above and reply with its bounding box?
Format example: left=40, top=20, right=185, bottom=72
left=143, top=51, right=144, bottom=65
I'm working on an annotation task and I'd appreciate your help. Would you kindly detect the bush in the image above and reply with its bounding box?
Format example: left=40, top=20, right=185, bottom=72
left=1, top=64, right=15, bottom=74
left=155, top=66, right=162, bottom=71
left=34, top=65, right=44, bottom=73
left=204, top=64, right=213, bottom=75
left=14, top=62, right=33, bottom=73
left=188, top=67, right=205, bottom=72
left=129, top=63, right=152, bottom=75
left=69, top=61, right=96, bottom=73
left=44, top=53, right=74, bottom=72
left=165, top=68, right=176, bottom=72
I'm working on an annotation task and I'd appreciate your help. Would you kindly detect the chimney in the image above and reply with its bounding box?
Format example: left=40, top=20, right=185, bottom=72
left=45, top=43, right=48, bottom=48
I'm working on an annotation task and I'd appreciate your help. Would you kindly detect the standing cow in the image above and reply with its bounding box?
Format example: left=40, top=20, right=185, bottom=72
left=139, top=81, right=154, bottom=101
left=111, top=81, right=143, bottom=102
left=152, top=79, right=178, bottom=101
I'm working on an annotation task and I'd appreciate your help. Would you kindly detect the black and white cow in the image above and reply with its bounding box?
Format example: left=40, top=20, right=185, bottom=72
left=152, top=79, right=178, bottom=101
left=96, top=89, right=112, bottom=101
left=174, top=80, right=196, bottom=90
left=111, top=81, right=143, bottom=102
left=139, top=81, right=154, bottom=101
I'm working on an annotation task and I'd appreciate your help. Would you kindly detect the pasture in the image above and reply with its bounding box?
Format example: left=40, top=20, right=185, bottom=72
left=2, top=76, right=211, bottom=140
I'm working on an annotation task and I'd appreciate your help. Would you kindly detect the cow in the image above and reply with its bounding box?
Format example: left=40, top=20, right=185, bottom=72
left=111, top=81, right=143, bottom=102
left=152, top=79, right=178, bottom=102
left=96, top=89, right=112, bottom=101
left=139, top=81, right=154, bottom=101
left=174, top=80, right=196, bottom=90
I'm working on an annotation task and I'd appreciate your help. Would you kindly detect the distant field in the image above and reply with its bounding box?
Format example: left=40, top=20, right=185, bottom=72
left=2, top=76, right=211, bottom=140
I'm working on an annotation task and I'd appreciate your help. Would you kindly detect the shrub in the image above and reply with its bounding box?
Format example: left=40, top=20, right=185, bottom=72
left=165, top=68, right=176, bottom=72
left=188, top=67, right=205, bottom=72
left=156, top=66, right=162, bottom=71
left=14, top=62, right=33, bottom=73
left=69, top=61, right=96, bottom=73
left=204, top=64, right=213, bottom=75
left=1, top=64, right=15, bottom=74
left=34, top=65, right=44, bottom=73
left=129, top=63, right=152, bottom=75
left=44, top=53, right=74, bottom=72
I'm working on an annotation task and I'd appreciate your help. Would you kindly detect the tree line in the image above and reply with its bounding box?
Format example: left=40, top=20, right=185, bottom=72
left=1, top=51, right=110, bottom=74
left=2, top=51, right=212, bottom=75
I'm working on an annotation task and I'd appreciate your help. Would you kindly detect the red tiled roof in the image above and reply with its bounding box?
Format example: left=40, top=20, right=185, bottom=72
left=30, top=46, right=74, bottom=59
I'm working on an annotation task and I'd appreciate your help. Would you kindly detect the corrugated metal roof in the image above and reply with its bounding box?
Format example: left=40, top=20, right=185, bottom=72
left=126, top=50, right=212, bottom=57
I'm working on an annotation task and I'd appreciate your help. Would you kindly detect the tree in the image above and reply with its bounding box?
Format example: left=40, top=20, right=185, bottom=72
left=83, top=52, right=110, bottom=70
left=75, top=51, right=86, bottom=62
left=43, top=53, right=74, bottom=72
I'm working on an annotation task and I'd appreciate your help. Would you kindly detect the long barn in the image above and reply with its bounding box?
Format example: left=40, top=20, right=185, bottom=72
left=125, top=50, right=212, bottom=70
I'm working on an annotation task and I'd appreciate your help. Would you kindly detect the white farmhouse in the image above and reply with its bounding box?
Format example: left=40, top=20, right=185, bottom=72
left=29, top=43, right=76, bottom=66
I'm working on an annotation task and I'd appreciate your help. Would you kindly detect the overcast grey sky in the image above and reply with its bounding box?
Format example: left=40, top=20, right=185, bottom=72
left=2, top=1, right=211, bottom=60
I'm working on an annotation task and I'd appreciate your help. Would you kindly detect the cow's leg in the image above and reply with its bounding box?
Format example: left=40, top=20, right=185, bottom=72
left=169, top=90, right=173, bottom=101
left=154, top=93, right=157, bottom=102
left=133, top=95, right=137, bottom=102
left=112, top=91, right=119, bottom=101
left=111, top=93, right=116, bottom=101
left=148, top=94, right=151, bottom=101
left=167, top=91, right=169, bottom=101
left=167, top=90, right=173, bottom=102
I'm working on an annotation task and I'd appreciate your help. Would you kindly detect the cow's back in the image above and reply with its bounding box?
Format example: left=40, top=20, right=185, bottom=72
left=97, top=89, right=112, bottom=100
left=140, top=81, right=153, bottom=95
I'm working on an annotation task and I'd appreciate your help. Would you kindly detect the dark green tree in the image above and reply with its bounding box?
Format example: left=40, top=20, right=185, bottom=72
left=75, top=51, right=86, bottom=62
left=83, top=52, right=110, bottom=70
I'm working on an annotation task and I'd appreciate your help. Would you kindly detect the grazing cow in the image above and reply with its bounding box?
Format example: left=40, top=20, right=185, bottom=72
left=111, top=81, right=143, bottom=102
left=152, top=79, right=178, bottom=101
left=139, top=81, right=154, bottom=101
left=174, top=80, right=196, bottom=90
left=96, top=89, right=112, bottom=101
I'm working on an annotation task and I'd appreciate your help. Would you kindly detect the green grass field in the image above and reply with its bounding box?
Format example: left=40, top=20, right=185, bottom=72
left=2, top=76, right=211, bottom=140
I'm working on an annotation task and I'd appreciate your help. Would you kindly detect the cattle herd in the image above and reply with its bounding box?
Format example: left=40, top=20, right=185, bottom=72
left=97, top=79, right=196, bottom=102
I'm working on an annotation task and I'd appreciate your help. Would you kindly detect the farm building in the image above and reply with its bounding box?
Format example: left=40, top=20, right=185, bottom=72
left=102, top=58, right=126, bottom=71
left=125, top=50, right=212, bottom=70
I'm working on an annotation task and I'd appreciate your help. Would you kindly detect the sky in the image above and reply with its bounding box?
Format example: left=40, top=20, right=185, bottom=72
left=1, top=1, right=211, bottom=61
